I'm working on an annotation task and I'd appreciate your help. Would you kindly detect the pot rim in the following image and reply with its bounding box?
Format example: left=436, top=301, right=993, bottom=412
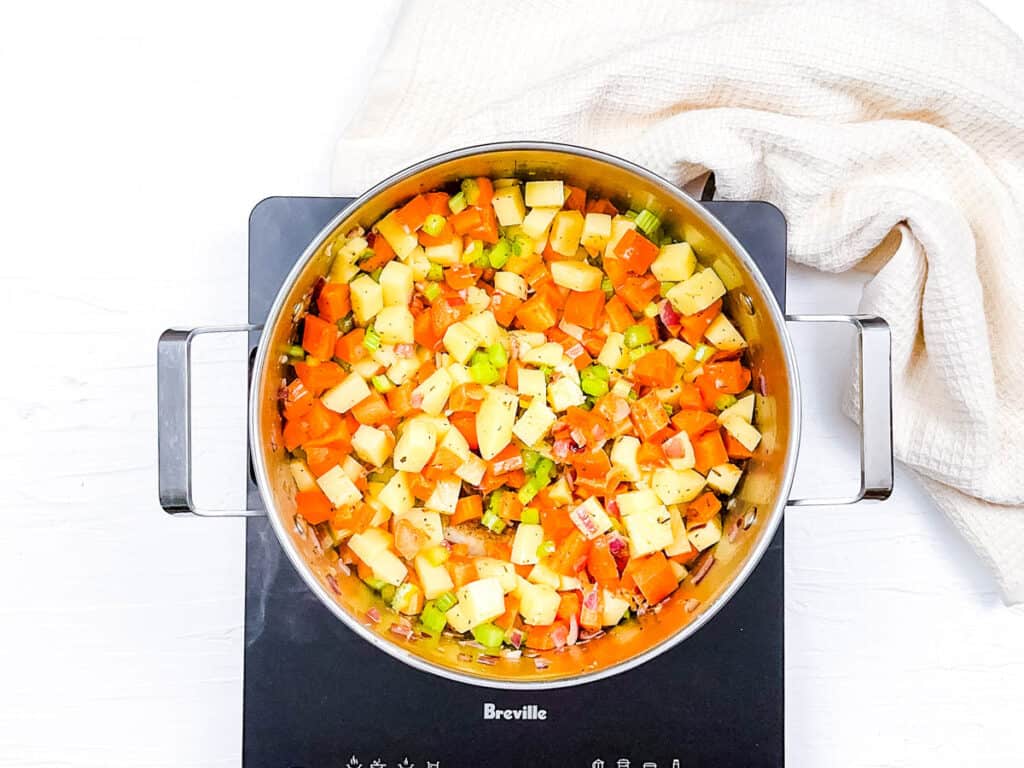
left=249, top=140, right=802, bottom=689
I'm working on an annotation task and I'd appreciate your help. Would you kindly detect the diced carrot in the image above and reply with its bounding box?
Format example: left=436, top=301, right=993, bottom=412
left=449, top=207, right=482, bottom=235
left=351, top=390, right=391, bottom=426
left=586, top=198, right=618, bottom=216
left=630, top=393, right=670, bottom=442
left=303, top=411, right=352, bottom=450
left=678, top=300, right=722, bottom=346
left=582, top=329, right=607, bottom=356
left=430, top=296, right=472, bottom=338
left=564, top=185, right=587, bottom=212
left=449, top=411, right=479, bottom=450
left=281, top=378, right=314, bottom=421
left=301, top=315, right=338, bottom=360
left=586, top=536, right=620, bottom=590
left=678, top=382, right=705, bottom=410
left=316, top=283, right=351, bottom=324
left=448, top=558, right=478, bottom=589
left=671, top=409, right=718, bottom=439
left=418, top=222, right=454, bottom=247
left=334, top=328, right=369, bottom=364
left=451, top=494, right=483, bottom=526
left=686, top=491, right=722, bottom=526
left=605, top=295, right=635, bottom=333
left=495, top=595, right=521, bottom=632
left=424, top=191, right=450, bottom=215
left=490, top=291, right=523, bottom=327
left=549, top=530, right=590, bottom=576
left=466, top=205, right=499, bottom=244
left=515, top=292, right=560, bottom=332
left=693, top=429, right=729, bottom=474
left=395, top=194, right=432, bottom=231
left=614, top=229, right=659, bottom=274
left=637, top=440, right=667, bottom=468
left=429, top=447, right=463, bottom=475
left=293, top=360, right=345, bottom=396
left=449, top=383, right=486, bottom=412
left=602, top=255, right=630, bottom=287
left=386, top=381, right=416, bottom=418
left=570, top=448, right=611, bottom=480
left=473, top=177, right=494, bottom=208
left=701, top=361, right=752, bottom=395
left=724, top=430, right=754, bottom=459
left=630, top=551, right=677, bottom=604
left=619, top=275, right=660, bottom=313
left=498, top=492, right=524, bottom=522
left=632, top=349, right=676, bottom=388
left=557, top=592, right=581, bottom=621
left=359, top=243, right=396, bottom=273
left=295, top=489, right=333, bottom=525
left=525, top=621, right=569, bottom=650
left=283, top=417, right=310, bottom=451
left=409, top=473, right=437, bottom=502
left=444, top=264, right=482, bottom=290
left=563, top=289, right=606, bottom=329
left=414, top=310, right=441, bottom=350
left=540, top=506, right=577, bottom=542
left=304, top=443, right=346, bottom=477
left=305, top=399, right=340, bottom=439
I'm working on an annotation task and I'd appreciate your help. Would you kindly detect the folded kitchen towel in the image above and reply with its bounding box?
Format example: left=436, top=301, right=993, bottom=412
left=331, top=0, right=1024, bottom=602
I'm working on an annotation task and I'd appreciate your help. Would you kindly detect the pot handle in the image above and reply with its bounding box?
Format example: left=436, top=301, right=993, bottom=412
left=784, top=314, right=893, bottom=505
left=158, top=325, right=267, bottom=517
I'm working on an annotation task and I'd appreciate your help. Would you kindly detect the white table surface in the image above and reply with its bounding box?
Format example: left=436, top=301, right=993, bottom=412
left=2, top=2, right=1022, bottom=766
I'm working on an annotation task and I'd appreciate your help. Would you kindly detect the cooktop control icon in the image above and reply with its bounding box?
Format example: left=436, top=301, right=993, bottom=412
left=347, top=757, right=362, bottom=768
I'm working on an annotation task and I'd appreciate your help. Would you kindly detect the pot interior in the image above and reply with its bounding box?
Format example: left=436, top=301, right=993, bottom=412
left=251, top=143, right=797, bottom=687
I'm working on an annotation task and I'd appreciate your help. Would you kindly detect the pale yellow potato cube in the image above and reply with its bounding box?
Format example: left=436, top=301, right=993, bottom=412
left=379, top=260, right=414, bottom=306
left=407, top=247, right=431, bottom=280
left=598, top=331, right=629, bottom=369
left=666, top=269, right=727, bottom=316
left=718, top=394, right=755, bottom=424
left=445, top=602, right=474, bottom=633
left=569, top=497, right=613, bottom=539
left=652, top=467, right=707, bottom=505
left=374, top=305, right=414, bottom=345
left=465, top=286, right=490, bottom=314
left=623, top=507, right=674, bottom=557
left=393, top=417, right=438, bottom=473
left=349, top=274, right=384, bottom=326
left=651, top=242, right=697, bottom=282
left=462, top=311, right=502, bottom=347
left=687, top=516, right=723, bottom=551
left=438, top=425, right=471, bottom=461
left=659, top=338, right=696, bottom=367
left=524, top=180, right=564, bottom=208
left=721, top=414, right=762, bottom=452
left=454, top=453, right=487, bottom=486
left=519, top=341, right=564, bottom=367
left=351, top=424, right=395, bottom=467
left=491, top=185, right=526, bottom=226
left=424, top=477, right=461, bottom=515
left=603, top=216, right=637, bottom=260
left=453, top=578, right=506, bottom=629
left=494, top=271, right=528, bottom=300
left=550, top=259, right=603, bottom=291
left=412, top=367, right=453, bottom=415
left=288, top=459, right=317, bottom=492
left=512, top=398, right=557, bottom=446
left=707, top=463, right=743, bottom=495
left=511, top=523, right=544, bottom=566
left=521, top=206, right=560, bottom=241
left=321, top=374, right=372, bottom=414
left=519, top=582, right=561, bottom=626
left=664, top=505, right=692, bottom=557
left=610, top=436, right=642, bottom=482
left=476, top=386, right=518, bottom=460
left=442, top=321, right=483, bottom=365
left=548, top=210, right=585, bottom=256
left=377, top=472, right=414, bottom=516
left=704, top=313, right=747, bottom=351
left=473, top=558, right=518, bottom=593
left=365, top=548, right=408, bottom=586
left=341, top=455, right=365, bottom=485
left=316, top=465, right=362, bottom=508
left=527, top=563, right=562, bottom=589
left=544, top=476, right=572, bottom=507
left=386, top=356, right=422, bottom=386
left=415, top=554, right=455, bottom=600
left=424, top=238, right=462, bottom=266
left=395, top=509, right=444, bottom=548
left=601, top=590, right=630, bottom=626
left=547, top=377, right=585, bottom=412
left=581, top=212, right=612, bottom=256
left=669, top=560, right=688, bottom=582
left=516, top=368, right=547, bottom=398
left=375, top=212, right=418, bottom=259
left=616, top=489, right=662, bottom=517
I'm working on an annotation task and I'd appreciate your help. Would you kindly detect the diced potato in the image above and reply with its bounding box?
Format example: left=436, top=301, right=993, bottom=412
left=601, top=590, right=630, bottom=626
left=669, top=560, right=688, bottom=582
left=520, top=206, right=560, bottom=241
left=524, top=180, right=564, bottom=208
left=581, top=212, right=612, bottom=256
left=569, top=497, right=613, bottom=539
left=288, top=459, right=317, bottom=492
left=527, top=563, right=562, bottom=589
left=445, top=602, right=474, bottom=633
left=476, top=386, right=518, bottom=460
left=474, top=558, right=518, bottom=593
left=379, top=260, right=414, bottom=307
left=494, top=271, right=528, bottom=300
left=547, top=377, right=585, bottom=412
left=510, top=330, right=545, bottom=351
left=688, top=516, right=723, bottom=551
left=452, top=578, right=506, bottom=629
left=454, top=453, right=487, bottom=486
left=544, top=476, right=572, bottom=507
left=316, top=465, right=361, bottom=508
left=438, top=425, right=471, bottom=461
left=704, top=313, right=747, bottom=351
left=393, top=417, right=438, bottom=473
left=666, top=268, right=727, bottom=316
left=349, top=274, right=384, bottom=326
left=707, top=463, right=743, bottom=495
left=711, top=256, right=744, bottom=290
left=407, top=247, right=431, bottom=280
left=374, top=305, right=414, bottom=345
left=550, top=259, right=602, bottom=291
left=610, top=436, right=642, bottom=481
left=721, top=414, right=762, bottom=452
left=491, top=185, right=526, bottom=226
left=373, top=344, right=397, bottom=368
left=519, top=582, right=561, bottom=626
left=412, top=367, right=453, bottom=415
left=517, top=368, right=547, bottom=398
left=664, top=505, right=692, bottom=557
left=377, top=472, right=414, bottom=515
left=519, top=341, right=563, bottom=367
left=351, top=425, right=395, bottom=467
left=351, top=358, right=383, bottom=380
left=462, top=311, right=502, bottom=347
left=424, top=238, right=462, bottom=266
left=375, top=212, right=418, bottom=259
left=548, top=210, right=585, bottom=257
left=328, top=236, right=365, bottom=284
left=663, top=431, right=696, bottom=472
left=603, top=216, right=637, bottom=260
left=511, top=523, right=544, bottom=566
left=396, top=509, right=444, bottom=548
left=415, top=554, right=455, bottom=600
left=443, top=321, right=483, bottom=364
left=424, top=476, right=461, bottom=514
left=493, top=178, right=519, bottom=189
left=386, top=355, right=422, bottom=386
left=465, top=286, right=490, bottom=314
left=616, top=489, right=662, bottom=517
left=718, top=394, right=755, bottom=424
left=623, top=507, right=674, bottom=557
left=651, top=242, right=697, bottom=282
left=341, top=455, right=365, bottom=485
left=598, top=332, right=629, bottom=369
left=659, top=339, right=695, bottom=367
left=652, top=467, right=707, bottom=505
left=513, top=398, right=557, bottom=447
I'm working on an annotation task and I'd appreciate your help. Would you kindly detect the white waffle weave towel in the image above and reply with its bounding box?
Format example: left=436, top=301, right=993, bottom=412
left=331, top=0, right=1024, bottom=602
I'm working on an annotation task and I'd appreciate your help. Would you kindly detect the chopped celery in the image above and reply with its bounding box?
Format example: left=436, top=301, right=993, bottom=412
left=380, top=584, right=397, bottom=604
left=659, top=282, right=676, bottom=298
left=369, top=267, right=383, bottom=282
left=486, top=342, right=508, bottom=367
left=332, top=357, right=352, bottom=372
left=630, top=343, right=655, bottom=362
left=481, top=509, right=506, bottom=534
left=462, top=239, right=485, bottom=265
left=363, top=576, right=387, bottom=591
left=508, top=234, right=532, bottom=258
left=448, top=191, right=468, bottom=214
left=581, top=364, right=610, bottom=397
left=521, top=449, right=542, bottom=474
left=624, top=210, right=639, bottom=220
left=694, top=343, right=715, bottom=363
left=601, top=276, right=614, bottom=298
left=419, top=602, right=447, bottom=634
left=660, top=234, right=673, bottom=246
left=427, top=262, right=444, bottom=281
left=435, top=591, right=458, bottom=612
left=538, top=365, right=554, bottom=380
left=520, top=507, right=540, bottom=525
left=337, top=314, right=355, bottom=334
left=518, top=475, right=545, bottom=504
left=422, top=213, right=446, bottom=237
left=357, top=248, right=376, bottom=263
left=534, top=458, right=555, bottom=483
left=285, top=344, right=305, bottom=359
left=488, top=239, right=511, bottom=269
left=362, top=327, right=382, bottom=352
left=469, top=353, right=500, bottom=385
left=715, top=394, right=737, bottom=411
left=664, top=403, right=675, bottom=416
left=634, top=209, right=661, bottom=237
left=624, top=324, right=653, bottom=349
left=472, top=622, right=505, bottom=649
left=423, top=282, right=442, bottom=302
left=423, top=545, right=449, bottom=566
left=461, top=178, right=481, bottom=206
left=537, top=539, right=556, bottom=558
left=372, top=374, right=393, bottom=393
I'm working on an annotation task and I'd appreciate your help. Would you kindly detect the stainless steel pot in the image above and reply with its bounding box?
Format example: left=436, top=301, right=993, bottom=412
left=158, top=142, right=893, bottom=688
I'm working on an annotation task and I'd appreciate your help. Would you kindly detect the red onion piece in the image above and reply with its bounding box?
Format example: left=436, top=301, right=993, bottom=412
left=567, top=615, right=580, bottom=647
left=691, top=553, right=715, bottom=585
left=365, top=607, right=381, bottom=624
left=395, top=343, right=415, bottom=358
left=659, top=299, right=681, bottom=328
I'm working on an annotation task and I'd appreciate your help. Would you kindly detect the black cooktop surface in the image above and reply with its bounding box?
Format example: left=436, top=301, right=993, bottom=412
left=245, top=196, right=786, bottom=768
